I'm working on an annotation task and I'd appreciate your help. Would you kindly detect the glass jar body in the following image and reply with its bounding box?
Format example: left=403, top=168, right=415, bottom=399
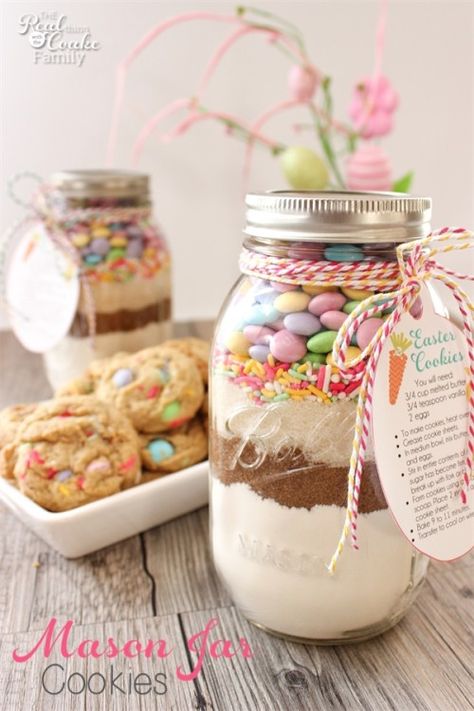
left=209, top=239, right=428, bottom=643
left=41, top=190, right=172, bottom=390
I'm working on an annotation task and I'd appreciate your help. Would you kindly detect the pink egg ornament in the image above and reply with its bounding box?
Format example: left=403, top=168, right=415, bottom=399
left=320, top=310, right=348, bottom=330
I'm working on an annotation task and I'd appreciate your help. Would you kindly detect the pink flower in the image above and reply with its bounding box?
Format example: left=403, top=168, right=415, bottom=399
left=348, top=75, right=398, bottom=138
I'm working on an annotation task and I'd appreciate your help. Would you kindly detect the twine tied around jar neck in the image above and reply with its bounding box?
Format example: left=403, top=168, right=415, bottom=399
left=240, top=227, right=474, bottom=573
left=1, top=173, right=153, bottom=347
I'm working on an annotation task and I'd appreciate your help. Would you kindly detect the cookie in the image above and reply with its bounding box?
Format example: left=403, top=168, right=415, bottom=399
left=96, top=349, right=204, bottom=433
left=0, top=403, right=37, bottom=478
left=140, top=417, right=208, bottom=473
left=56, top=353, right=128, bottom=397
left=157, top=338, right=210, bottom=383
left=7, top=396, right=140, bottom=512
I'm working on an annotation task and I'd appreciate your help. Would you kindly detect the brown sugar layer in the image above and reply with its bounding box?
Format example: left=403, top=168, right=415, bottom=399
left=70, top=299, right=171, bottom=337
left=210, top=433, right=387, bottom=513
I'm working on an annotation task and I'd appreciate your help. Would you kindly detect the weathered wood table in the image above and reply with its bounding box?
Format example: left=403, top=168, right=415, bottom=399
left=0, top=329, right=472, bottom=711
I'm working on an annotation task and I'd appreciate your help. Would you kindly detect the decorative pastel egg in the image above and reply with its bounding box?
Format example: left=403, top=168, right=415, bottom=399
left=356, top=317, right=384, bottom=350
left=225, top=332, right=251, bottom=355
left=302, top=284, right=338, bottom=296
left=148, top=439, right=175, bottom=462
left=112, top=368, right=134, bottom=388
left=308, top=292, right=346, bottom=316
left=249, top=344, right=270, bottom=363
left=346, top=144, right=392, bottom=191
left=280, top=146, right=329, bottom=190
left=288, top=64, right=319, bottom=102
left=270, top=281, right=298, bottom=293
left=243, top=325, right=275, bottom=344
left=269, top=330, right=307, bottom=362
left=324, top=245, right=363, bottom=262
left=274, top=291, right=311, bottom=314
left=320, top=310, right=348, bottom=330
left=341, top=287, right=374, bottom=301
left=90, top=238, right=110, bottom=256
left=307, top=330, right=338, bottom=353
left=283, top=312, right=321, bottom=336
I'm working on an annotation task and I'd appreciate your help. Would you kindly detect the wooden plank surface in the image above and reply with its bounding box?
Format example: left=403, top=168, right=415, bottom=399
left=0, top=330, right=472, bottom=711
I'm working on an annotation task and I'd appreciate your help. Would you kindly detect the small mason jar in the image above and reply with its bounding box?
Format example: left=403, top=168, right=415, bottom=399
left=40, top=170, right=172, bottom=389
left=209, top=191, right=431, bottom=643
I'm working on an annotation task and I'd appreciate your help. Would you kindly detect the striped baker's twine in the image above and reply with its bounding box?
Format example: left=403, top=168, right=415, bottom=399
left=328, top=227, right=474, bottom=572
left=239, top=249, right=401, bottom=290
left=239, top=228, right=474, bottom=573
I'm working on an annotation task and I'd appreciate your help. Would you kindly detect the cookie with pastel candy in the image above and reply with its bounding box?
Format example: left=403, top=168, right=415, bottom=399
left=2, top=397, right=141, bottom=512
left=1, top=338, right=211, bottom=511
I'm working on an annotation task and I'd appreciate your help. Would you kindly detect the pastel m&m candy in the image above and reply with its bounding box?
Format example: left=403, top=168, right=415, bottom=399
left=148, top=439, right=175, bottom=463
left=112, top=368, right=134, bottom=388
left=243, top=325, right=275, bottom=344
left=225, top=332, right=251, bottom=355
left=90, top=238, right=110, bottom=256
left=273, top=291, right=311, bottom=313
left=283, top=312, right=321, bottom=336
left=270, top=329, right=307, bottom=362
left=243, top=304, right=280, bottom=326
left=55, top=469, right=73, bottom=482
left=308, top=292, right=346, bottom=316
left=341, top=287, right=374, bottom=301
left=162, top=401, right=181, bottom=422
left=307, top=330, right=338, bottom=354
left=86, top=457, right=110, bottom=474
left=249, top=344, right=270, bottom=363
left=356, top=317, right=384, bottom=350
left=320, top=310, right=347, bottom=330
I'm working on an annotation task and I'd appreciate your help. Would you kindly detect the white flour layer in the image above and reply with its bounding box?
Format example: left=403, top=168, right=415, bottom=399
left=212, top=377, right=373, bottom=467
left=211, top=479, right=427, bottom=639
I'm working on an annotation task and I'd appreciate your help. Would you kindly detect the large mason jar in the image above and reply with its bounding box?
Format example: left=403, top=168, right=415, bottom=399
left=209, top=191, right=432, bottom=643
left=40, top=170, right=172, bottom=389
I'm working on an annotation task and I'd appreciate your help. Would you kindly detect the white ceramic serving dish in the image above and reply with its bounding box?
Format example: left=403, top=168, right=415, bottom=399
left=0, top=461, right=209, bottom=558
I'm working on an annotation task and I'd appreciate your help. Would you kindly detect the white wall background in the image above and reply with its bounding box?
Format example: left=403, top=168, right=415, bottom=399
left=1, top=0, right=473, bottom=324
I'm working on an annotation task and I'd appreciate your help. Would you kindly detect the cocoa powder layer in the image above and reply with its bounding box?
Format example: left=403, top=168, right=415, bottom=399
left=70, top=299, right=171, bottom=337
left=210, top=433, right=387, bottom=513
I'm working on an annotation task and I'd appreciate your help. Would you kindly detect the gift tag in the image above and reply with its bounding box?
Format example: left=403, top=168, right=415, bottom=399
left=5, top=227, right=79, bottom=353
left=372, top=287, right=473, bottom=561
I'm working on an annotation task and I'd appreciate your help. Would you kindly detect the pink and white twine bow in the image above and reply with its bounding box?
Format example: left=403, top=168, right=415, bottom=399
left=328, top=227, right=474, bottom=572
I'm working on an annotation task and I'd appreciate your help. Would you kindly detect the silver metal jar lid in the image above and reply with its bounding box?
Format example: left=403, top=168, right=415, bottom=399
left=49, top=170, right=149, bottom=199
left=244, top=190, right=432, bottom=243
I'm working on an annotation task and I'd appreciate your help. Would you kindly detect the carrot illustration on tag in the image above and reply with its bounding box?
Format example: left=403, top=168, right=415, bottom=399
left=389, top=332, right=412, bottom=405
